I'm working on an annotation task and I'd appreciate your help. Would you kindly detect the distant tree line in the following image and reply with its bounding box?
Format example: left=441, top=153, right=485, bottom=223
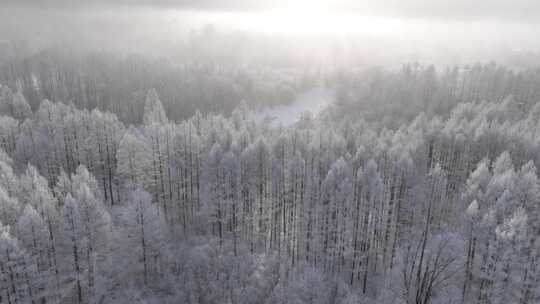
left=0, top=49, right=317, bottom=124
left=332, top=62, right=540, bottom=128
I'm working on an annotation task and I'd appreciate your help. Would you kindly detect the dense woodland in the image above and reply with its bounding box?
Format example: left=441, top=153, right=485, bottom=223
left=333, top=63, right=540, bottom=127
left=0, top=58, right=540, bottom=304
left=0, top=50, right=316, bottom=123
left=3, top=49, right=540, bottom=128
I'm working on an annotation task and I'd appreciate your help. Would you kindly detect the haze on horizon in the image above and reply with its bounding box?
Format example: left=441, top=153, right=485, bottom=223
left=3, top=2, right=540, bottom=304
left=1, top=0, right=540, bottom=67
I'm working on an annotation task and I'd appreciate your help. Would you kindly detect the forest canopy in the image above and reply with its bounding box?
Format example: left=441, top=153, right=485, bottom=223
left=0, top=57, right=540, bottom=302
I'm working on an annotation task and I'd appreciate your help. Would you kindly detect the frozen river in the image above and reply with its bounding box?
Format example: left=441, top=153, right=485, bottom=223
left=250, top=88, right=334, bottom=126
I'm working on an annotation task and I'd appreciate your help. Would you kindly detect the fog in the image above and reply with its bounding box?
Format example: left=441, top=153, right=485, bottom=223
left=2, top=1, right=540, bottom=67
left=3, top=2, right=540, bottom=304
left=250, top=87, right=333, bottom=126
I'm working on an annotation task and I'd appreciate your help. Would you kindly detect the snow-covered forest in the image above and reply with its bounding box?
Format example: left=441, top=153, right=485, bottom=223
left=1, top=59, right=540, bottom=303
left=2, top=0, right=540, bottom=303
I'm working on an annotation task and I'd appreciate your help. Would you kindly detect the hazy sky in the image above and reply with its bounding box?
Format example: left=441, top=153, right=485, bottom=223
left=5, top=0, right=540, bottom=22
left=1, top=0, right=540, bottom=67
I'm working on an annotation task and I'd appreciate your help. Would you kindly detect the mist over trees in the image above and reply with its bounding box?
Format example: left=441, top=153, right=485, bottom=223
left=0, top=49, right=316, bottom=124
left=0, top=55, right=540, bottom=303
left=3, top=49, right=540, bottom=128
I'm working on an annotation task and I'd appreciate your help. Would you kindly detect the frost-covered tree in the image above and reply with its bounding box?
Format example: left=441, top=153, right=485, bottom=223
left=0, top=224, right=42, bottom=304
left=117, top=127, right=150, bottom=192
left=118, top=189, right=167, bottom=286
left=143, top=89, right=168, bottom=126
left=60, top=194, right=87, bottom=304
left=0, top=187, right=20, bottom=227
left=11, top=91, right=32, bottom=121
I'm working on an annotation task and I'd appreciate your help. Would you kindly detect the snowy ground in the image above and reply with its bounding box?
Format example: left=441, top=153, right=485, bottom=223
left=250, top=87, right=334, bottom=126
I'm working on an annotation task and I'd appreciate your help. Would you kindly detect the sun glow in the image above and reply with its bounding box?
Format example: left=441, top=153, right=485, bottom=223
left=201, top=1, right=403, bottom=37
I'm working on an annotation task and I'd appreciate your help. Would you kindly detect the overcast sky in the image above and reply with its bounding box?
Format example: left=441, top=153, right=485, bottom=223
left=4, top=0, right=540, bottom=22
left=1, top=0, right=540, bottom=67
